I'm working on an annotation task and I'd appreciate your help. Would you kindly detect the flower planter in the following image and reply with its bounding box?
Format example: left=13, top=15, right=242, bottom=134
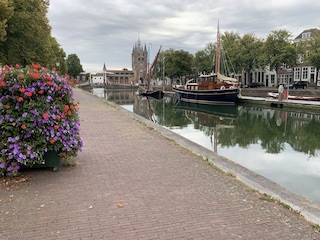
left=0, top=63, right=83, bottom=176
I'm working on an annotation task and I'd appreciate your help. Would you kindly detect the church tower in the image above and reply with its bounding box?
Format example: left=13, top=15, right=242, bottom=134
left=132, top=37, right=148, bottom=84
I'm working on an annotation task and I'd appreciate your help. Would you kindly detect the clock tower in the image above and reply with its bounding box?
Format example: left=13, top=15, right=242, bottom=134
left=132, top=37, right=148, bottom=84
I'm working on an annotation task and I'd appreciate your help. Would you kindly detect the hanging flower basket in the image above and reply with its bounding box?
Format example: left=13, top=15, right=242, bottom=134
left=0, top=63, right=84, bottom=176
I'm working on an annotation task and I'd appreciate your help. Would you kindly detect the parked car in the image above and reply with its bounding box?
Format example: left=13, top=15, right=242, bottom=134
left=248, top=82, right=264, bottom=88
left=291, top=81, right=308, bottom=89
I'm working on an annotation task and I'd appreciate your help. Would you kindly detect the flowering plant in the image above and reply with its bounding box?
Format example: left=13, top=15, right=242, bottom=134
left=0, top=63, right=83, bottom=176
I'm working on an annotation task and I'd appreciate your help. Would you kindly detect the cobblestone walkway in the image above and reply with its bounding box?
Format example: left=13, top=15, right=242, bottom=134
left=0, top=88, right=319, bottom=239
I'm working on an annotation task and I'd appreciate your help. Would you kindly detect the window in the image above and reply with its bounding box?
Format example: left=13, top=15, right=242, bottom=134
left=302, top=32, right=311, bottom=39
left=311, top=67, right=315, bottom=73
left=302, top=67, right=308, bottom=80
left=271, top=74, right=275, bottom=83
left=294, top=68, right=300, bottom=80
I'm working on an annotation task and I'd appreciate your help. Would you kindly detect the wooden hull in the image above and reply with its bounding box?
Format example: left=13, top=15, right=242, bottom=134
left=172, top=86, right=239, bottom=105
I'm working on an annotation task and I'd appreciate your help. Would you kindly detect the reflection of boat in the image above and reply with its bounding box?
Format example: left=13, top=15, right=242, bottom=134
left=139, top=46, right=164, bottom=99
left=175, top=101, right=239, bottom=120
left=267, top=92, right=320, bottom=101
left=172, top=23, right=239, bottom=105
left=139, top=88, right=164, bottom=99
left=175, top=101, right=238, bottom=153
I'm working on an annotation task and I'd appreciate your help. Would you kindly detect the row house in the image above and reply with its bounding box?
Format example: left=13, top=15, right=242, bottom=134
left=241, top=28, right=320, bottom=87
left=293, top=28, right=319, bottom=86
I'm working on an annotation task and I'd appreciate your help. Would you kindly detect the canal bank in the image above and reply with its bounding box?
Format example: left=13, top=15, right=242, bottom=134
left=1, top=87, right=319, bottom=239
left=239, top=87, right=320, bottom=111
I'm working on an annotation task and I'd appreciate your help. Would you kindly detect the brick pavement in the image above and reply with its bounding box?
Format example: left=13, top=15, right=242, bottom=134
left=1, top=88, right=319, bottom=239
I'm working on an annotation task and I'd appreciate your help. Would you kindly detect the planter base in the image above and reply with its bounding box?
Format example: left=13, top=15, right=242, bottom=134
left=29, top=151, right=61, bottom=172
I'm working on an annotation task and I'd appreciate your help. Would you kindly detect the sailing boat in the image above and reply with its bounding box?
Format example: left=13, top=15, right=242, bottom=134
left=139, top=46, right=164, bottom=99
left=172, top=23, right=239, bottom=105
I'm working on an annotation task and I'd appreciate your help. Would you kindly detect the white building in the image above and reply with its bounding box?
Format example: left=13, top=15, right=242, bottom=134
left=244, top=28, right=319, bottom=87
left=90, top=63, right=135, bottom=87
left=293, top=28, right=320, bottom=86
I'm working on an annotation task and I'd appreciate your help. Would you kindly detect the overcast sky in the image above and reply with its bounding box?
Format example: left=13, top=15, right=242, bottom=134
left=47, top=0, right=320, bottom=73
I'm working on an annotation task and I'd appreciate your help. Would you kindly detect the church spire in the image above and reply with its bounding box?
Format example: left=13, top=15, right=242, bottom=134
left=103, top=63, right=107, bottom=72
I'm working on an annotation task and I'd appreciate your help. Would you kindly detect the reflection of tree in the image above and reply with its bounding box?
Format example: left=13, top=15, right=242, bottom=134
left=233, top=110, right=286, bottom=154
left=141, top=96, right=320, bottom=157
left=285, top=119, right=320, bottom=156
left=231, top=108, right=320, bottom=156
left=150, top=97, right=190, bottom=128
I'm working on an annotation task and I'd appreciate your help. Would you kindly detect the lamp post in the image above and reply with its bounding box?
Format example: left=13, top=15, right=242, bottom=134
left=147, top=43, right=152, bottom=86
left=162, top=57, right=166, bottom=91
left=55, top=58, right=60, bottom=74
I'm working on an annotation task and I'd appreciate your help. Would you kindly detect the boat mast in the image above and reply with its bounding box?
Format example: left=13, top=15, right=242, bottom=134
left=147, top=46, right=162, bottom=89
left=215, top=22, right=220, bottom=74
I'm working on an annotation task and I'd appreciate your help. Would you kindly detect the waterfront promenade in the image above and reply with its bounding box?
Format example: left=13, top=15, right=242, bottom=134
left=1, top=88, right=320, bottom=239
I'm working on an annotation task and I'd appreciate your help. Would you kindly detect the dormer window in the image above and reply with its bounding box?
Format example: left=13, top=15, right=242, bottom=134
left=302, top=32, right=311, bottom=39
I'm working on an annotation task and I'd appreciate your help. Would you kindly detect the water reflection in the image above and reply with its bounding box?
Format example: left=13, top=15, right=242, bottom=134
left=92, top=88, right=136, bottom=105
left=91, top=88, right=320, bottom=203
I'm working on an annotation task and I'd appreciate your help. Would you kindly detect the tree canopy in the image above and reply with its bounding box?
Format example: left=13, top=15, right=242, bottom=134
left=154, top=49, right=193, bottom=82
left=263, top=30, right=298, bottom=70
left=2, top=0, right=53, bottom=66
left=67, top=54, right=83, bottom=78
left=0, top=0, right=14, bottom=42
left=0, top=0, right=77, bottom=75
left=306, top=30, right=320, bottom=70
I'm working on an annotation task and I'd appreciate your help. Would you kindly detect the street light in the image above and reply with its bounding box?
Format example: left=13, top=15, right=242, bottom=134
left=55, top=58, right=60, bottom=74
left=162, top=57, right=166, bottom=91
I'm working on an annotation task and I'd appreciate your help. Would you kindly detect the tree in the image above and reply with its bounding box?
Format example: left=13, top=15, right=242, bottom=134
left=263, top=30, right=298, bottom=71
left=306, top=30, right=320, bottom=74
left=0, top=0, right=14, bottom=42
left=2, top=0, right=53, bottom=66
left=163, top=49, right=193, bottom=83
left=194, top=42, right=215, bottom=74
left=154, top=49, right=193, bottom=83
left=67, top=54, right=84, bottom=78
left=221, top=31, right=242, bottom=74
left=238, top=34, right=263, bottom=83
left=49, top=37, right=67, bottom=74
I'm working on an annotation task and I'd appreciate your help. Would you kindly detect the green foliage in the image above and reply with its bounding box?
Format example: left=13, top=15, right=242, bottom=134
left=67, top=54, right=84, bottom=78
left=2, top=0, right=51, bottom=65
left=0, top=0, right=67, bottom=71
left=306, top=30, right=320, bottom=69
left=154, top=49, right=194, bottom=81
left=238, top=34, right=264, bottom=72
left=0, top=0, right=14, bottom=42
left=194, top=42, right=215, bottom=73
left=264, top=30, right=298, bottom=70
left=221, top=31, right=242, bottom=73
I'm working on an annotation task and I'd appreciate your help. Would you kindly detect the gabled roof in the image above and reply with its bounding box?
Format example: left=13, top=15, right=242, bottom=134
left=294, top=28, right=320, bottom=42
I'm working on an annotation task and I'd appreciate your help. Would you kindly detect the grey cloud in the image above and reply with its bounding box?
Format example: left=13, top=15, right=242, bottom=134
left=48, top=0, right=320, bottom=72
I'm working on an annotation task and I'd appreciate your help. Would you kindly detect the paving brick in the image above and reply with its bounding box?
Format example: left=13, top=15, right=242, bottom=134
left=0, top=88, right=319, bottom=239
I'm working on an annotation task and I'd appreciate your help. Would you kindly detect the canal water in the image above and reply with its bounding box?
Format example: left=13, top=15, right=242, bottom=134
left=91, top=88, right=320, bottom=203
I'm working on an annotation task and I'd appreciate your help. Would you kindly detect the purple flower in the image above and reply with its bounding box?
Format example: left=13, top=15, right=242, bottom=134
left=46, top=96, right=53, bottom=103
left=30, top=109, right=39, bottom=115
left=0, top=162, right=5, bottom=169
